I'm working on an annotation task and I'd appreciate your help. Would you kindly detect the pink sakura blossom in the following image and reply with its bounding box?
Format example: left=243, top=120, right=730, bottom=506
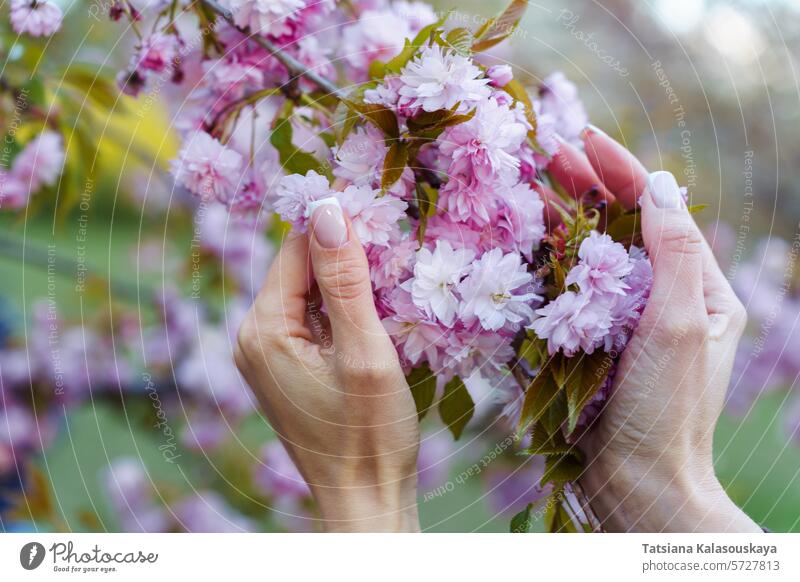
left=438, top=97, right=529, bottom=190
left=530, top=291, right=614, bottom=357
left=11, top=130, right=65, bottom=193
left=368, top=232, right=418, bottom=290
left=342, top=2, right=437, bottom=76
left=332, top=126, right=387, bottom=185
left=0, top=174, right=31, bottom=210
left=566, top=231, right=633, bottom=295
left=531, top=99, right=560, bottom=162
left=438, top=174, right=497, bottom=224
left=495, top=181, right=546, bottom=261
left=442, top=327, right=516, bottom=380
left=539, top=71, right=588, bottom=146
left=334, top=185, right=407, bottom=246
left=423, top=214, right=483, bottom=254
left=220, top=0, right=307, bottom=37
left=458, top=248, right=539, bottom=332
left=172, top=132, right=245, bottom=202
left=605, top=249, right=653, bottom=351
left=486, top=64, right=513, bottom=87
left=135, top=32, right=181, bottom=74
left=381, top=288, right=447, bottom=371
left=363, top=75, right=404, bottom=111
left=202, top=53, right=266, bottom=100
left=273, top=170, right=331, bottom=229
left=10, top=0, right=62, bottom=37
left=397, top=45, right=491, bottom=114
left=404, top=240, right=475, bottom=327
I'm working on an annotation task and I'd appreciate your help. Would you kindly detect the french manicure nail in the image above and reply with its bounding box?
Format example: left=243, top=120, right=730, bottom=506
left=309, top=197, right=347, bottom=248
left=647, top=171, right=682, bottom=209
left=581, top=123, right=607, bottom=139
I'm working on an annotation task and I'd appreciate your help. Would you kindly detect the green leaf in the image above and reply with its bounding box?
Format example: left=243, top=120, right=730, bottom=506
left=687, top=203, right=708, bottom=214
left=406, top=105, right=476, bottom=138
left=406, top=365, right=437, bottom=420
left=516, top=358, right=560, bottom=437
left=414, top=182, right=439, bottom=244
left=501, top=79, right=538, bottom=144
left=544, top=494, right=579, bottom=533
left=368, top=59, right=386, bottom=80
left=517, top=337, right=543, bottom=370
left=385, top=19, right=445, bottom=74
left=510, top=503, right=534, bottom=533
left=443, top=27, right=473, bottom=56
left=471, top=0, right=529, bottom=53
left=540, top=453, right=583, bottom=487
left=381, top=141, right=408, bottom=191
left=539, top=388, right=568, bottom=437
left=524, top=422, right=573, bottom=456
left=564, top=350, right=611, bottom=435
left=333, top=100, right=359, bottom=144
left=343, top=101, right=399, bottom=139
left=605, top=208, right=641, bottom=244
left=270, top=119, right=327, bottom=177
left=438, top=376, right=474, bottom=439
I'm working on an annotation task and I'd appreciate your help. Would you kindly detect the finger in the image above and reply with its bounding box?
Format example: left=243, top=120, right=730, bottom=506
left=254, top=231, right=313, bottom=342
left=533, top=181, right=567, bottom=229
left=581, top=125, right=648, bottom=210
left=700, top=239, right=747, bottom=339
left=307, top=197, right=389, bottom=357
left=640, top=171, right=707, bottom=327
left=548, top=136, right=616, bottom=206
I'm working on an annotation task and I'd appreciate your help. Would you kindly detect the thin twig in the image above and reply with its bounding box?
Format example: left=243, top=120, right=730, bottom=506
left=201, top=0, right=344, bottom=98
left=571, top=480, right=604, bottom=533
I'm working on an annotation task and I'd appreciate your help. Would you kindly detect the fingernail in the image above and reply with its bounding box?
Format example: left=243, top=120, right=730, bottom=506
left=647, top=171, right=682, bottom=209
left=309, top=197, right=347, bottom=248
left=581, top=124, right=607, bottom=139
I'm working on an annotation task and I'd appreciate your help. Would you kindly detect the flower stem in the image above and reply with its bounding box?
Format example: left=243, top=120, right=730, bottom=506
left=200, top=0, right=344, bottom=98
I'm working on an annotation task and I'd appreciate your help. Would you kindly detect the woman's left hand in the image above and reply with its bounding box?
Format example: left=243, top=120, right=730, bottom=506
left=235, top=201, right=421, bottom=532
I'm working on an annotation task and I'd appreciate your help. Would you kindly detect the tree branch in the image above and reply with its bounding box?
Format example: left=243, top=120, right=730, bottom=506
left=201, top=0, right=344, bottom=99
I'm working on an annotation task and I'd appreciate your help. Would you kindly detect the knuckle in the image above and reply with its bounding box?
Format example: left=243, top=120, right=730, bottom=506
left=663, top=315, right=708, bottom=342
left=659, top=224, right=704, bottom=255
left=345, top=364, right=390, bottom=387
left=237, top=313, right=279, bottom=358
left=316, top=255, right=371, bottom=302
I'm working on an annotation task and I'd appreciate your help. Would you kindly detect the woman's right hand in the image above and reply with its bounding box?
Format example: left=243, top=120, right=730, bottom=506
left=549, top=128, right=760, bottom=532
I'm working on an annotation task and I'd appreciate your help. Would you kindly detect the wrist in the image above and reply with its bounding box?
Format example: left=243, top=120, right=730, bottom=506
left=581, top=454, right=760, bottom=532
left=312, top=477, right=420, bottom=532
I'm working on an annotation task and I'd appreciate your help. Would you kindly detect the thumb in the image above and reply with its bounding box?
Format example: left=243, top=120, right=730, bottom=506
left=640, top=171, right=707, bottom=327
left=307, top=197, right=388, bottom=355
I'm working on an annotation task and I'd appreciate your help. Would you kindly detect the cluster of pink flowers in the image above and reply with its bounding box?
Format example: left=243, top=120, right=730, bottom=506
left=156, top=0, right=638, bottom=394
left=8, top=0, right=63, bottom=37
left=0, top=131, right=65, bottom=210
left=262, top=43, right=575, bottom=385
left=532, top=233, right=653, bottom=357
